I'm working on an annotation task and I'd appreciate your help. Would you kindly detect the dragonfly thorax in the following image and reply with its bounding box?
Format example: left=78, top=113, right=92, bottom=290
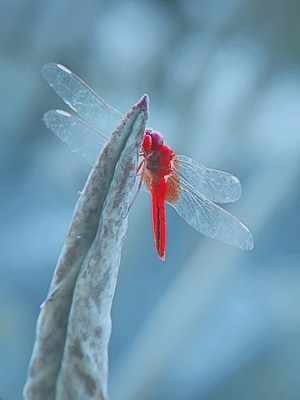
left=142, top=130, right=174, bottom=176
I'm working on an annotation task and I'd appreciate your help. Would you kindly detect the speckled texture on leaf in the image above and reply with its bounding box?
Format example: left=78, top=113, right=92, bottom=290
left=23, top=95, right=148, bottom=400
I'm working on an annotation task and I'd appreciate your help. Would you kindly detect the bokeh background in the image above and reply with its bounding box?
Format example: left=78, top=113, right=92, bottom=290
left=1, top=0, right=300, bottom=399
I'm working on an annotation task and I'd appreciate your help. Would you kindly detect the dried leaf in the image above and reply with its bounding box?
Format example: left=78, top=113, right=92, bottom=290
left=23, top=95, right=149, bottom=400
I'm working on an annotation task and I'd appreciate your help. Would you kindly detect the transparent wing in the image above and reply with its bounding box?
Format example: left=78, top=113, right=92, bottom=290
left=166, top=173, right=254, bottom=250
left=44, top=110, right=108, bottom=166
left=174, top=154, right=242, bottom=203
left=42, top=63, right=123, bottom=135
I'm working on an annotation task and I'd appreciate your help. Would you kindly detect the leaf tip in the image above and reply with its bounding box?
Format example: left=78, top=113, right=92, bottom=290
left=137, top=94, right=149, bottom=112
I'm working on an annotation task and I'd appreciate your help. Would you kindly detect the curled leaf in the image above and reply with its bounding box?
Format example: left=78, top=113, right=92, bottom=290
left=23, top=95, right=148, bottom=400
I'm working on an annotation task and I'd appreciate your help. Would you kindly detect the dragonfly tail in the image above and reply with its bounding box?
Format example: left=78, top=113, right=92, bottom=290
left=151, top=195, right=166, bottom=260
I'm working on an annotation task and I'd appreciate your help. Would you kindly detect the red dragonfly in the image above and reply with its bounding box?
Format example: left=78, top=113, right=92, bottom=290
left=42, top=63, right=254, bottom=260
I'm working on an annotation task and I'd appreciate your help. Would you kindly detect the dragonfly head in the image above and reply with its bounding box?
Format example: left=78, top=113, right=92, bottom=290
left=143, top=129, right=164, bottom=153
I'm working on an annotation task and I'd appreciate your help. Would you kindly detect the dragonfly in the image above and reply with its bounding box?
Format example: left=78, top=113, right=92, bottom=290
left=42, top=63, right=254, bottom=260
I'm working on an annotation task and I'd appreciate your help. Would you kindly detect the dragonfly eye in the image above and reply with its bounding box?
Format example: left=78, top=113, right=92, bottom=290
left=144, top=129, right=163, bottom=149
left=151, top=131, right=164, bottom=148
left=142, top=131, right=152, bottom=152
left=142, top=129, right=164, bottom=155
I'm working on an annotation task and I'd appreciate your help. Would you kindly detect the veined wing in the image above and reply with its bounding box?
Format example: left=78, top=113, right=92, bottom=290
left=42, top=63, right=123, bottom=135
left=166, top=172, right=254, bottom=250
left=44, top=109, right=107, bottom=166
left=174, top=154, right=242, bottom=203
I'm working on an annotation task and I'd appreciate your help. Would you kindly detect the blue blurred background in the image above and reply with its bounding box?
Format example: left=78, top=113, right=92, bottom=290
left=1, top=0, right=300, bottom=399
